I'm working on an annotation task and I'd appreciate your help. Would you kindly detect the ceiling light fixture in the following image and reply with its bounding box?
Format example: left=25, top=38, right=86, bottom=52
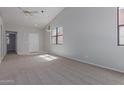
left=18, top=7, right=39, bottom=16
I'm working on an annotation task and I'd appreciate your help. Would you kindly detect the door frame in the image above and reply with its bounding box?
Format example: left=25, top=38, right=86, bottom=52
left=0, top=25, right=2, bottom=61
left=6, top=31, right=17, bottom=54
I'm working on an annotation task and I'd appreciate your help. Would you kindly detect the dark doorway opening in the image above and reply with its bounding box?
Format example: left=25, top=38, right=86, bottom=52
left=6, top=31, right=17, bottom=54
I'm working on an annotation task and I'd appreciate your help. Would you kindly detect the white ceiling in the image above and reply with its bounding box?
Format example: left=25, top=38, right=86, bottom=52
left=0, top=7, right=64, bottom=30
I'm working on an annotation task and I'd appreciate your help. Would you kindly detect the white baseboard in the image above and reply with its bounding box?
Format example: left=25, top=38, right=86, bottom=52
left=0, top=56, right=5, bottom=64
left=17, top=51, right=45, bottom=56
left=51, top=53, right=124, bottom=74
left=69, top=57, right=124, bottom=73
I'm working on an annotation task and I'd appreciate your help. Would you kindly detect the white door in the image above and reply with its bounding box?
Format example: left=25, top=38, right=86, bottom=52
left=29, top=33, right=39, bottom=53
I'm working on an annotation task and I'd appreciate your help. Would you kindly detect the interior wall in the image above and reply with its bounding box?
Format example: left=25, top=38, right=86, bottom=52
left=0, top=16, right=7, bottom=62
left=0, top=16, right=2, bottom=62
left=6, top=25, right=44, bottom=55
left=44, top=7, right=124, bottom=72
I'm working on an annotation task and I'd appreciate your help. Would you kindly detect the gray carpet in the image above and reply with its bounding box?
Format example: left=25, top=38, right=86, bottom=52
left=0, top=54, right=124, bottom=85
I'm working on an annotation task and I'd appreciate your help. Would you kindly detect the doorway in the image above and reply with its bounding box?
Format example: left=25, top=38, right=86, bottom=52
left=6, top=31, right=17, bottom=54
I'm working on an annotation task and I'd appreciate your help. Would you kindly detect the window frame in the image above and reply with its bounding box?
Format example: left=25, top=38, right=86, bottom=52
left=51, top=28, right=58, bottom=44
left=51, top=27, right=63, bottom=45
left=117, top=7, right=124, bottom=46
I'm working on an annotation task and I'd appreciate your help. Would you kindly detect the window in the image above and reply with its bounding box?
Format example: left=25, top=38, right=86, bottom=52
left=51, top=27, right=63, bottom=44
left=118, top=7, right=124, bottom=45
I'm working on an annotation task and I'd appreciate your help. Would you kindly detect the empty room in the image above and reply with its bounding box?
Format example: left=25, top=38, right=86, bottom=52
left=0, top=7, right=124, bottom=85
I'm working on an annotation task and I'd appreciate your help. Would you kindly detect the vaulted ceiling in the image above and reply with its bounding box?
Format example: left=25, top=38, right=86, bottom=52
left=0, top=7, right=64, bottom=30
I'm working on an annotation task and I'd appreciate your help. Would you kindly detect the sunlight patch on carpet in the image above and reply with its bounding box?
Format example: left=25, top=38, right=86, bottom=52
left=38, top=54, right=58, bottom=61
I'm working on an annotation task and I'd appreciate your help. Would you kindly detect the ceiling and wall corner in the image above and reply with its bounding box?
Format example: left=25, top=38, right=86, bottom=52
left=0, top=7, right=64, bottom=30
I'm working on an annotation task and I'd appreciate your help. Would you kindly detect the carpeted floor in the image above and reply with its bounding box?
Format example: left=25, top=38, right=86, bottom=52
left=0, top=54, right=124, bottom=85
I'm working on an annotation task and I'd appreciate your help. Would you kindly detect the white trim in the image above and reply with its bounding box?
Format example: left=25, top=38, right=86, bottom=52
left=51, top=53, right=124, bottom=73
left=17, top=51, right=45, bottom=56
left=0, top=55, right=5, bottom=63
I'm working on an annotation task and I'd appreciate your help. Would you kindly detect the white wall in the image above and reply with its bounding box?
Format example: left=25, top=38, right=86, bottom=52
left=44, top=7, right=124, bottom=72
left=6, top=25, right=44, bottom=55
left=0, top=16, right=2, bottom=62
left=0, top=16, right=7, bottom=62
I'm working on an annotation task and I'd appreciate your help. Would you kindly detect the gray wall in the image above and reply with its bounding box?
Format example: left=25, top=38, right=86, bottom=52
left=0, top=16, right=7, bottom=62
left=44, top=7, right=124, bottom=72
